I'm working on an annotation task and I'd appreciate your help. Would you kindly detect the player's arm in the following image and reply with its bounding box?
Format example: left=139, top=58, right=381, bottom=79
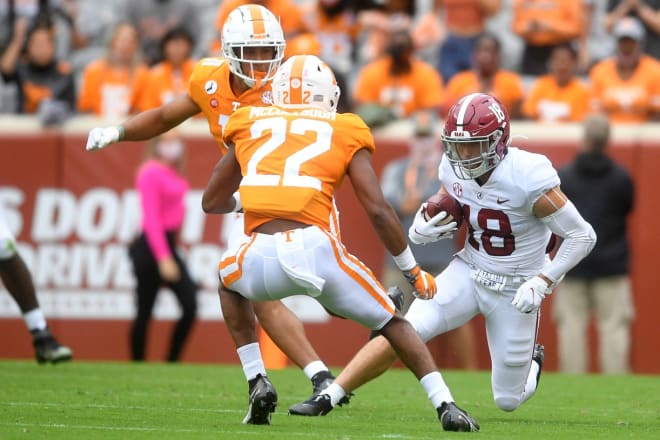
left=533, top=185, right=596, bottom=285
left=201, top=145, right=243, bottom=214
left=348, top=148, right=436, bottom=299
left=86, top=95, right=202, bottom=151
left=512, top=185, right=597, bottom=313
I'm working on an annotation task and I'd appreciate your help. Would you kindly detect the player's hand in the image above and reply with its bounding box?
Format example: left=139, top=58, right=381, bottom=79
left=158, top=257, right=181, bottom=283
left=403, top=265, right=437, bottom=300
left=512, top=276, right=548, bottom=313
left=408, top=203, right=457, bottom=245
left=86, top=127, right=121, bottom=151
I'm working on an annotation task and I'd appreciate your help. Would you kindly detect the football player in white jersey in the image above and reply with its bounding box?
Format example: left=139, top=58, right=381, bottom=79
left=290, top=92, right=597, bottom=424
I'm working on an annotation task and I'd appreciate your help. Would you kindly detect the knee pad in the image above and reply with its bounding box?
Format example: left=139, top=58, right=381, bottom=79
left=494, top=396, right=521, bottom=412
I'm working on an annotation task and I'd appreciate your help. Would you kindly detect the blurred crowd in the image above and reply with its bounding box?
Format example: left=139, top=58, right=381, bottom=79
left=2, top=0, right=660, bottom=127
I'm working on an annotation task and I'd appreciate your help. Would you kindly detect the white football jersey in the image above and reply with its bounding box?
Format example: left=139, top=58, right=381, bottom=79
left=439, top=147, right=560, bottom=277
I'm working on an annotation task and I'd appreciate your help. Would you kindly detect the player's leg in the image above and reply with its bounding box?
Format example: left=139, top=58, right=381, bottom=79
left=289, top=235, right=478, bottom=431
left=0, top=210, right=71, bottom=364
left=485, top=283, right=541, bottom=411
left=552, top=279, right=590, bottom=373
left=290, top=257, right=479, bottom=412
left=165, top=255, right=198, bottom=362
left=253, top=300, right=338, bottom=397
left=594, top=276, right=633, bottom=374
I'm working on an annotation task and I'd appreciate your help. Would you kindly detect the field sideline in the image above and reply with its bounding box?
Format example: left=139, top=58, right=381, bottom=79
left=1, top=360, right=658, bottom=439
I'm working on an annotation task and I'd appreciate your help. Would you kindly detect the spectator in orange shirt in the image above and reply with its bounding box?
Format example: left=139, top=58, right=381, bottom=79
left=77, top=23, right=150, bottom=119
left=522, top=43, right=591, bottom=122
left=353, top=27, right=444, bottom=125
left=513, top=0, right=583, bottom=76
left=433, top=0, right=502, bottom=82
left=589, top=16, right=660, bottom=123
left=134, top=27, right=196, bottom=113
left=210, top=0, right=307, bottom=55
left=442, top=33, right=524, bottom=119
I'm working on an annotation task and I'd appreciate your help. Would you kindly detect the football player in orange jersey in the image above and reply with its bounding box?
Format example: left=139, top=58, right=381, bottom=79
left=200, top=54, right=479, bottom=430
left=85, top=3, right=346, bottom=409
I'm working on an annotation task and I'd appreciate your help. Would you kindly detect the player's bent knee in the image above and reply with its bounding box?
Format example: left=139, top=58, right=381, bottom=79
left=494, top=396, right=521, bottom=412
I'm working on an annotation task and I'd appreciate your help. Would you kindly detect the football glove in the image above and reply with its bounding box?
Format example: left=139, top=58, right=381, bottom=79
left=403, top=265, right=437, bottom=300
left=86, top=126, right=122, bottom=151
left=408, top=203, right=458, bottom=245
left=512, top=276, right=549, bottom=314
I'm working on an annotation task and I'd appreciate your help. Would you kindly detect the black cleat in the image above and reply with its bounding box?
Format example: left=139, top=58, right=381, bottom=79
left=288, top=393, right=333, bottom=416
left=310, top=370, right=352, bottom=406
left=243, top=374, right=278, bottom=425
left=533, top=343, right=545, bottom=383
left=437, top=402, right=480, bottom=432
left=32, top=328, right=72, bottom=364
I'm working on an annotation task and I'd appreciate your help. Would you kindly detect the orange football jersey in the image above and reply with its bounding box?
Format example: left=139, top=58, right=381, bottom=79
left=223, top=106, right=375, bottom=234
left=188, top=58, right=274, bottom=154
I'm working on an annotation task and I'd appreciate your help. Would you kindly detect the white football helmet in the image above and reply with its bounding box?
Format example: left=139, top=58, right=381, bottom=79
left=272, top=55, right=341, bottom=112
left=221, top=4, right=285, bottom=87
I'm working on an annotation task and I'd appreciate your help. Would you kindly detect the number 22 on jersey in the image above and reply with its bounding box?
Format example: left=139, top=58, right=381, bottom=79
left=238, top=116, right=334, bottom=217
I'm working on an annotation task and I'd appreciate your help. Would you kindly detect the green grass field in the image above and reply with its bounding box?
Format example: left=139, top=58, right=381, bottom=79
left=1, top=361, right=658, bottom=439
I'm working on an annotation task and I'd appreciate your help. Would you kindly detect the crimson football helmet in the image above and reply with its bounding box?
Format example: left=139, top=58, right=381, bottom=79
left=222, top=4, right=285, bottom=87
left=442, top=93, right=510, bottom=179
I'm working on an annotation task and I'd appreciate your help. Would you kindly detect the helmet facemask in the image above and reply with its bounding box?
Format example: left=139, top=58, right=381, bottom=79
left=221, top=4, right=286, bottom=88
left=443, top=128, right=505, bottom=179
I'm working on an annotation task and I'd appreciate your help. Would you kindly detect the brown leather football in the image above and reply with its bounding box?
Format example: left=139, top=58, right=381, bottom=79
left=422, top=193, right=464, bottom=227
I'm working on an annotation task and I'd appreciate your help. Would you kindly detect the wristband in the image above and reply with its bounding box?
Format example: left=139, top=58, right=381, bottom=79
left=117, top=125, right=126, bottom=141
left=392, top=245, right=417, bottom=271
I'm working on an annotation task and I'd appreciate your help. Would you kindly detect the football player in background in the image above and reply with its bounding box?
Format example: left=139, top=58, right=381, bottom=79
left=201, top=54, right=479, bottom=431
left=85, top=3, right=343, bottom=411
left=0, top=203, right=72, bottom=364
left=289, top=93, right=597, bottom=424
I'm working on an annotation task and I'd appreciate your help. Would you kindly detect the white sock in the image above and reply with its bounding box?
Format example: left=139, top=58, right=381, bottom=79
left=322, top=383, right=346, bottom=407
left=237, top=343, right=267, bottom=382
left=420, top=371, right=454, bottom=409
left=521, top=359, right=540, bottom=404
left=24, top=308, right=47, bottom=332
left=303, top=360, right=328, bottom=379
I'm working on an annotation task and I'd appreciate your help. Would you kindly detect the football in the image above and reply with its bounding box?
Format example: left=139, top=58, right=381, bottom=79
left=422, top=193, right=464, bottom=227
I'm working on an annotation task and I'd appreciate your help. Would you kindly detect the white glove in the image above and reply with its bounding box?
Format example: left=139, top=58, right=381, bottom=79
left=512, top=276, right=549, bottom=314
left=408, top=203, right=458, bottom=245
left=86, top=126, right=122, bottom=151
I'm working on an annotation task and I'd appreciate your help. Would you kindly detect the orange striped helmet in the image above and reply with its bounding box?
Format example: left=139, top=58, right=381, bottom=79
left=222, top=4, right=285, bottom=87
left=271, top=55, right=341, bottom=112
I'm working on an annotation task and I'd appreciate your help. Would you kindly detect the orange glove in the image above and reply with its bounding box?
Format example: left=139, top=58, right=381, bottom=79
left=403, top=265, right=437, bottom=299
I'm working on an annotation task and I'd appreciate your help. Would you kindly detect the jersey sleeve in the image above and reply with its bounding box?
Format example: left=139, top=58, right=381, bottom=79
left=337, top=113, right=375, bottom=166
left=523, top=153, right=561, bottom=207
left=222, top=106, right=252, bottom=148
left=188, top=58, right=225, bottom=109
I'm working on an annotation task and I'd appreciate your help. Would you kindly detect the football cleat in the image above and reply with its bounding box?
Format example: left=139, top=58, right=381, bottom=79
left=243, top=374, right=278, bottom=425
left=533, top=343, right=545, bottom=383
left=288, top=393, right=333, bottom=416
left=32, top=328, right=73, bottom=364
left=310, top=370, right=352, bottom=406
left=437, top=402, right=480, bottom=432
